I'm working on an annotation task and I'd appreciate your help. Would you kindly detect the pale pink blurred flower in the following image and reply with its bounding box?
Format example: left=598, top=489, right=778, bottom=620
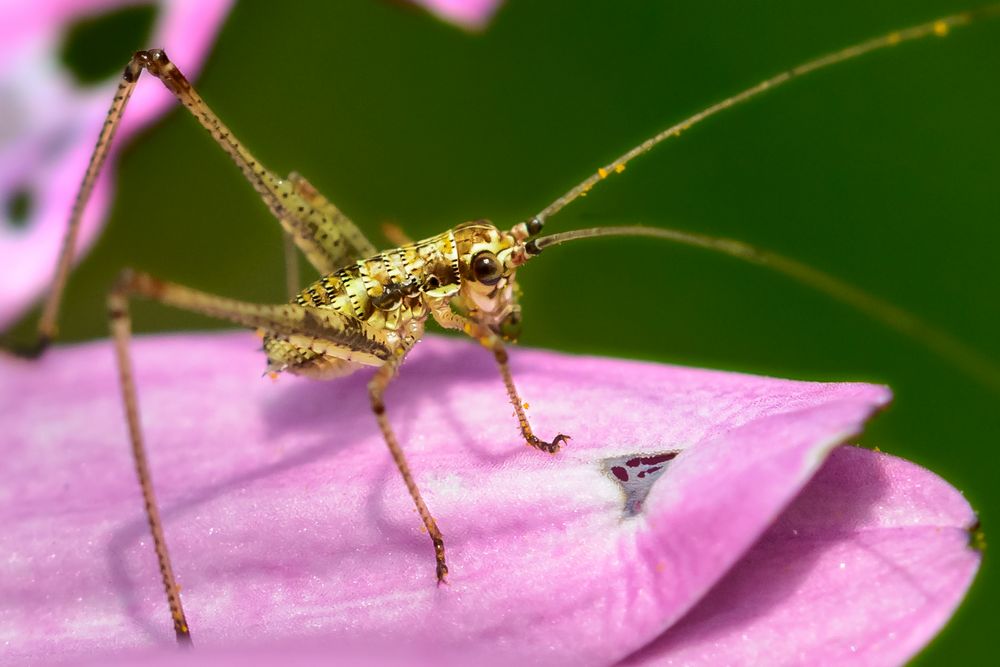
left=0, top=0, right=232, bottom=331
left=0, top=333, right=980, bottom=665
left=408, top=0, right=503, bottom=31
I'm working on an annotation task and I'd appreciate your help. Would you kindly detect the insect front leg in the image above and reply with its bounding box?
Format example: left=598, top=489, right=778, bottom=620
left=488, top=337, right=570, bottom=454
left=430, top=303, right=569, bottom=454
left=366, top=326, right=450, bottom=583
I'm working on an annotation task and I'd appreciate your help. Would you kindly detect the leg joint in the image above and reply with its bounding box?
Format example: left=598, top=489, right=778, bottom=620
left=128, top=49, right=189, bottom=93
left=368, top=385, right=386, bottom=414
left=125, top=49, right=169, bottom=82
left=110, top=267, right=137, bottom=295
left=132, top=49, right=170, bottom=76
left=110, top=268, right=164, bottom=300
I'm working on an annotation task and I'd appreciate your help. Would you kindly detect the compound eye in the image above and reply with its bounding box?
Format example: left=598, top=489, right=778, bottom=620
left=472, top=251, right=503, bottom=286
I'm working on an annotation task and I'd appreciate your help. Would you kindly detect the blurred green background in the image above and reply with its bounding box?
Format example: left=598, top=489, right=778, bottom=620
left=8, top=1, right=999, bottom=662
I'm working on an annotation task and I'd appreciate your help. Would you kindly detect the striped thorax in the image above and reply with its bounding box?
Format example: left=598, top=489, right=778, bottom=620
left=263, top=220, right=527, bottom=377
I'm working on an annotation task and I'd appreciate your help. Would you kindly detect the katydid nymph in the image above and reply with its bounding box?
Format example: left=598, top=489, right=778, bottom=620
left=4, top=6, right=999, bottom=646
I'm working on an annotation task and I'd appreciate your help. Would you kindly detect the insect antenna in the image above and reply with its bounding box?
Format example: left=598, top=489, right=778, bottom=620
left=524, top=225, right=1000, bottom=393
left=530, top=4, right=1000, bottom=226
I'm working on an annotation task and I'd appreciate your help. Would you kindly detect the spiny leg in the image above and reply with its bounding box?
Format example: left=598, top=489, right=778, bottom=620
left=428, top=302, right=568, bottom=453
left=127, top=52, right=376, bottom=274
left=13, top=49, right=376, bottom=357
left=107, top=281, right=191, bottom=646
left=286, top=171, right=376, bottom=263
left=490, top=338, right=569, bottom=454
left=106, top=269, right=393, bottom=642
left=366, top=330, right=448, bottom=583
left=113, top=270, right=392, bottom=364
left=14, top=63, right=142, bottom=357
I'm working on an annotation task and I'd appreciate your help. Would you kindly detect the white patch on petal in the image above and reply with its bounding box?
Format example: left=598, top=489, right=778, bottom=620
left=602, top=450, right=681, bottom=518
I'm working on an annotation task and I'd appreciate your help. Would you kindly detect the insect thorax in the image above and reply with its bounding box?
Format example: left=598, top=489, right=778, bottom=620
left=263, top=230, right=463, bottom=377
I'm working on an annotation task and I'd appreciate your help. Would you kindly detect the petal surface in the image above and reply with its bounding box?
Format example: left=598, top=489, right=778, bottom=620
left=0, top=0, right=232, bottom=329
left=0, top=332, right=889, bottom=665
left=621, top=446, right=981, bottom=666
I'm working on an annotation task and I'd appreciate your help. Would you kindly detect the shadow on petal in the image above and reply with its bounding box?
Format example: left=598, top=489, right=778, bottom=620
left=1, top=332, right=896, bottom=666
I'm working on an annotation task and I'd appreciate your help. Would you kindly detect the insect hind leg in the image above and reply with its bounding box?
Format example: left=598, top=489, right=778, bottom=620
left=4, top=48, right=380, bottom=359
left=107, top=275, right=193, bottom=646
left=106, top=267, right=394, bottom=640
left=262, top=334, right=364, bottom=380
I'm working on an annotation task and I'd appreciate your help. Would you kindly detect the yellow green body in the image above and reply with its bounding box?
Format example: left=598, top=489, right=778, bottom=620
left=264, top=221, right=525, bottom=378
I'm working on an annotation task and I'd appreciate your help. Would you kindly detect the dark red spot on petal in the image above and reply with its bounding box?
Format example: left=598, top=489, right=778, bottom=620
left=637, top=465, right=664, bottom=479
left=641, top=453, right=677, bottom=466
left=603, top=450, right=682, bottom=518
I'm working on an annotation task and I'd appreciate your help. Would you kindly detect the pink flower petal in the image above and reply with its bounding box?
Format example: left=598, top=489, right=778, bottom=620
left=1, top=333, right=894, bottom=665
left=0, top=0, right=232, bottom=330
left=622, top=446, right=981, bottom=666
left=407, top=0, right=503, bottom=31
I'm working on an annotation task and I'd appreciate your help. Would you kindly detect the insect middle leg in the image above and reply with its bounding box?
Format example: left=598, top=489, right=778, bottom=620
left=365, top=327, right=450, bottom=583
left=106, top=269, right=394, bottom=643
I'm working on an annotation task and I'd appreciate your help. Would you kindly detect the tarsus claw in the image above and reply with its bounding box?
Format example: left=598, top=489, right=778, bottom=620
left=528, top=433, right=570, bottom=454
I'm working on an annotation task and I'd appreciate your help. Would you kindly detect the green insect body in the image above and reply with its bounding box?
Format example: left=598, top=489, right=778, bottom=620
left=267, top=222, right=526, bottom=379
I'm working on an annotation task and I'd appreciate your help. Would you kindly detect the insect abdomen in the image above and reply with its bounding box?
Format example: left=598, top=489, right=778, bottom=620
left=266, top=232, right=460, bottom=376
